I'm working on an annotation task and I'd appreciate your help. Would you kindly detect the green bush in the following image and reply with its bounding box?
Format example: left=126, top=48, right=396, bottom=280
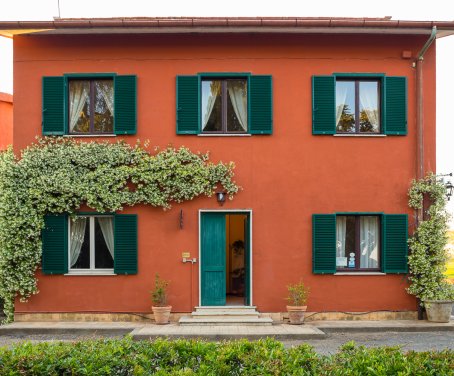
left=0, top=337, right=453, bottom=375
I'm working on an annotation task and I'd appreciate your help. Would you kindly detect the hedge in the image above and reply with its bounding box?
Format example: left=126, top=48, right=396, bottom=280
left=0, top=337, right=453, bottom=375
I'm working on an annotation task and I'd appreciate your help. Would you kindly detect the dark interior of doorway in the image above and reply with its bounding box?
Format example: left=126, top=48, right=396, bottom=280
left=225, top=214, right=247, bottom=306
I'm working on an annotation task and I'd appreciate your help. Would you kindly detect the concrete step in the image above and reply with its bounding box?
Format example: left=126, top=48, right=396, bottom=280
left=194, top=306, right=257, bottom=313
left=179, top=316, right=274, bottom=326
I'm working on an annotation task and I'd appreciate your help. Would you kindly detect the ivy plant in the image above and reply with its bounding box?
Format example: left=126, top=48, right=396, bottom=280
left=0, top=137, right=239, bottom=322
left=407, top=173, right=454, bottom=304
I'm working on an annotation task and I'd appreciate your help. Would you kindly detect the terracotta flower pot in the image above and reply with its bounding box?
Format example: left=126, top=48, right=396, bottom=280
left=286, top=305, right=307, bottom=325
left=152, top=305, right=172, bottom=325
left=424, top=300, right=453, bottom=323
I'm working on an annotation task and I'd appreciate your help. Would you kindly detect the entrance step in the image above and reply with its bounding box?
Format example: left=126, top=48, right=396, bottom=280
left=179, top=306, right=273, bottom=326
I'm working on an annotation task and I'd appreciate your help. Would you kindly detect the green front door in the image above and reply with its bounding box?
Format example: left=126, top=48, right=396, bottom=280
left=201, top=213, right=226, bottom=306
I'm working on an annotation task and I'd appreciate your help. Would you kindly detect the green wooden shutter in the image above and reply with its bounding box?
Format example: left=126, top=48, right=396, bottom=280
left=42, top=214, right=68, bottom=274
left=114, top=75, right=137, bottom=135
left=114, top=214, right=138, bottom=275
left=312, top=214, right=336, bottom=274
left=201, top=213, right=226, bottom=306
left=42, top=76, right=65, bottom=135
left=382, top=214, right=408, bottom=273
left=249, top=75, right=273, bottom=134
left=176, top=75, right=199, bottom=134
left=312, top=76, right=336, bottom=135
left=384, top=76, right=407, bottom=135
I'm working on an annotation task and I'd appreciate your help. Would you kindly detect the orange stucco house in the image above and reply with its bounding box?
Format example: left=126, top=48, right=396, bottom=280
left=1, top=17, right=453, bottom=323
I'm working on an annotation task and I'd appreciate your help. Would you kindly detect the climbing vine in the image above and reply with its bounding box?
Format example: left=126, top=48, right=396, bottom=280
left=407, top=173, right=454, bottom=304
left=0, top=138, right=239, bottom=322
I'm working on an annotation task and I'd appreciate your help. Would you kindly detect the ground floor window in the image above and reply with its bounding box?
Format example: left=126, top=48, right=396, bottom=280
left=336, top=215, right=380, bottom=271
left=69, top=216, right=114, bottom=271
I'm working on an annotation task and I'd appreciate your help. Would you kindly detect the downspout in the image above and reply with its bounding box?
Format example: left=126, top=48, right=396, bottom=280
left=414, top=26, right=437, bottom=320
left=415, top=26, right=437, bottom=187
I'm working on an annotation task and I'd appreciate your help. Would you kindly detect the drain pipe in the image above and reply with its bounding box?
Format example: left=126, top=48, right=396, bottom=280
left=415, top=26, right=437, bottom=188
left=414, top=26, right=437, bottom=320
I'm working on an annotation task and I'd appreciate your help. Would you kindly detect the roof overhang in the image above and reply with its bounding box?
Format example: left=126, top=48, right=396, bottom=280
left=1, top=17, right=454, bottom=38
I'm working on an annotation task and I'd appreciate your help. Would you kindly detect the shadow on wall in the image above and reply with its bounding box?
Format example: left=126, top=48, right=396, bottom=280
left=0, top=92, right=13, bottom=150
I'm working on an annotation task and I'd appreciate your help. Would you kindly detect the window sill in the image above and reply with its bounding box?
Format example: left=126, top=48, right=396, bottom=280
left=63, top=134, right=117, bottom=138
left=197, top=134, right=252, bottom=137
left=65, top=270, right=116, bottom=276
left=334, top=272, right=386, bottom=276
left=333, top=134, right=386, bottom=137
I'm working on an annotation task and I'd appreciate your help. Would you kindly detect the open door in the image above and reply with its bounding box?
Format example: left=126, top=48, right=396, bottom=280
left=201, top=213, right=226, bottom=306
left=244, top=215, right=251, bottom=306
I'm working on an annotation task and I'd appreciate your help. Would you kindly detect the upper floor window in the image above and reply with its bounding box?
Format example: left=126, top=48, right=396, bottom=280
left=336, top=79, right=380, bottom=134
left=42, top=74, right=137, bottom=136
left=176, top=74, right=272, bottom=135
left=69, top=79, right=114, bottom=134
left=312, top=74, right=407, bottom=136
left=201, top=79, right=247, bottom=134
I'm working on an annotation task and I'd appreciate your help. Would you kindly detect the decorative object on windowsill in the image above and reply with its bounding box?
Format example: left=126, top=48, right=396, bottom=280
left=216, top=191, right=226, bottom=206
left=285, top=280, right=310, bottom=325
left=407, top=172, right=454, bottom=322
left=150, top=274, right=172, bottom=325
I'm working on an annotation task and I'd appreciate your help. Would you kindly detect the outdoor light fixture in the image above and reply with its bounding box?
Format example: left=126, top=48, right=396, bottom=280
left=438, top=173, right=453, bottom=201
left=446, top=181, right=454, bottom=201
left=216, top=191, right=226, bottom=206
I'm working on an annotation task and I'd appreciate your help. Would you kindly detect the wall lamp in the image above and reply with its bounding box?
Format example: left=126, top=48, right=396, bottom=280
left=216, top=191, right=226, bottom=206
left=446, top=181, right=454, bottom=201
left=438, top=173, right=453, bottom=201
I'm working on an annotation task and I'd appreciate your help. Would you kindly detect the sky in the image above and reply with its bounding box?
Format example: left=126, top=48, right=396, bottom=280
left=0, top=0, right=453, bottom=226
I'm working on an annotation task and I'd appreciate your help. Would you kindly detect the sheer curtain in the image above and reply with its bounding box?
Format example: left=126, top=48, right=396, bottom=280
left=70, top=217, right=87, bottom=267
left=336, top=83, right=349, bottom=127
left=360, top=216, right=379, bottom=268
left=98, top=217, right=114, bottom=259
left=228, top=82, right=247, bottom=131
left=96, top=81, right=114, bottom=114
left=359, top=83, right=379, bottom=131
left=69, top=81, right=89, bottom=132
left=202, top=81, right=221, bottom=130
left=336, top=216, right=347, bottom=258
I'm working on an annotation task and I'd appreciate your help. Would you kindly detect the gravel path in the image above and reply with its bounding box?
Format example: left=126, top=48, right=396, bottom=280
left=0, top=331, right=453, bottom=355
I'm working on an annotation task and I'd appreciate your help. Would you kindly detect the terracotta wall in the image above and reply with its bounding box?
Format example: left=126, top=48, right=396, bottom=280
left=0, top=92, right=12, bottom=149
left=12, top=33, right=436, bottom=314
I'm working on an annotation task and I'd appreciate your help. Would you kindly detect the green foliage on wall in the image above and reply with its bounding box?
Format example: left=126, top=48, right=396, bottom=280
left=0, top=138, right=239, bottom=322
left=407, top=173, right=454, bottom=304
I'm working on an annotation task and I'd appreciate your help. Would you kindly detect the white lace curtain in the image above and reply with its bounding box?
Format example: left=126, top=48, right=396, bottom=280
left=228, top=82, right=247, bottom=131
left=69, top=81, right=89, bottom=132
left=360, top=216, right=379, bottom=268
left=203, top=81, right=221, bottom=130
left=359, top=82, right=379, bottom=131
left=336, top=216, right=347, bottom=258
left=336, top=82, right=349, bottom=127
left=98, top=217, right=114, bottom=260
left=69, top=217, right=87, bottom=267
left=96, top=81, right=114, bottom=115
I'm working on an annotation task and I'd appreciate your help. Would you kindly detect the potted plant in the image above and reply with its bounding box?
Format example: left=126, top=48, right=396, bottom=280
left=150, top=274, right=171, bottom=324
left=407, top=173, right=454, bottom=322
left=286, top=280, right=310, bottom=325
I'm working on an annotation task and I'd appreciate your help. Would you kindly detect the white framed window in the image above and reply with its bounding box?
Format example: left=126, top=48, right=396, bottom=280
left=68, top=215, right=114, bottom=274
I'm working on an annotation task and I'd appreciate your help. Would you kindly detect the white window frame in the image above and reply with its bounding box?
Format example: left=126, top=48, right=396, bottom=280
left=66, top=215, right=115, bottom=276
